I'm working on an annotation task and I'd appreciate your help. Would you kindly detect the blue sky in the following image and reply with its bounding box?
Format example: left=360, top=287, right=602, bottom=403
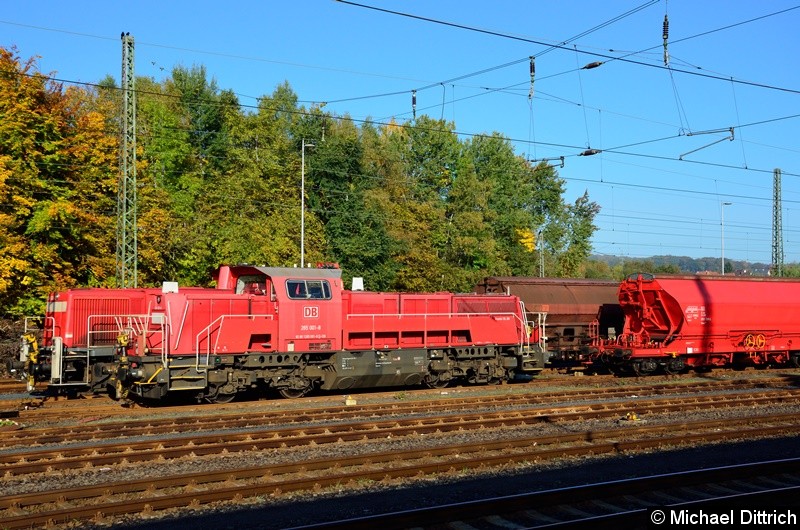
left=3, top=1, right=799, bottom=265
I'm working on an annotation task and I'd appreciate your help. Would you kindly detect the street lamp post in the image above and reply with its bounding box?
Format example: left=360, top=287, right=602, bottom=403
left=721, top=202, right=732, bottom=275
left=301, top=139, right=315, bottom=268
left=537, top=228, right=544, bottom=278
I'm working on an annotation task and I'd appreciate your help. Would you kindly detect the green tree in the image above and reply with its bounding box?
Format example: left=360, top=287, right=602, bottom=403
left=442, top=154, right=502, bottom=291
left=466, top=134, right=534, bottom=276
left=781, top=264, right=800, bottom=278
left=559, top=191, right=601, bottom=277
left=373, top=118, right=453, bottom=291
left=612, top=259, right=681, bottom=279
left=583, top=259, right=615, bottom=279
left=300, top=116, right=393, bottom=288
left=197, top=83, right=305, bottom=270
left=134, top=67, right=239, bottom=285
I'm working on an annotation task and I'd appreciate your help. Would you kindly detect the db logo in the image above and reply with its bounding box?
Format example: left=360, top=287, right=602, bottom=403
left=304, top=306, right=319, bottom=318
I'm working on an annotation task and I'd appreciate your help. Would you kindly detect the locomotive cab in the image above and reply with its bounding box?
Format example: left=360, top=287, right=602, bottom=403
left=118, top=265, right=344, bottom=401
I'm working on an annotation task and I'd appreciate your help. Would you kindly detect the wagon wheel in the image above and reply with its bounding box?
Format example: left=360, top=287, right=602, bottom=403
left=631, top=360, right=657, bottom=377
left=664, top=357, right=686, bottom=375
left=205, top=384, right=236, bottom=404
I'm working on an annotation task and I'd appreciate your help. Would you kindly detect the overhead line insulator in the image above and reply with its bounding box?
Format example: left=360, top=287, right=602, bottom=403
left=528, top=56, right=535, bottom=100
left=530, top=156, right=565, bottom=168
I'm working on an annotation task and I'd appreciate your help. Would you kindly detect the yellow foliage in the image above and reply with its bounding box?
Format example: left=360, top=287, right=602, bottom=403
left=516, top=228, right=537, bottom=252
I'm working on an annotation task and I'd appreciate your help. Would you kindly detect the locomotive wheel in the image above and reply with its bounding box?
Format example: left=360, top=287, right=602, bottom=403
left=424, top=374, right=450, bottom=389
left=607, top=365, right=628, bottom=377
left=208, top=392, right=236, bottom=404
left=205, top=385, right=236, bottom=404
left=792, top=355, right=800, bottom=368
left=278, top=387, right=310, bottom=399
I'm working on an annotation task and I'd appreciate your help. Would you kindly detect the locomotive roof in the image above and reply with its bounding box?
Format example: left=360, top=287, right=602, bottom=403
left=231, top=265, right=342, bottom=280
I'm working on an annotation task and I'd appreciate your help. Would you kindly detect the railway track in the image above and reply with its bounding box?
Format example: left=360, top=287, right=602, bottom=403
left=0, top=374, right=800, bottom=529
left=5, top=374, right=797, bottom=425
left=1, top=413, right=799, bottom=529
left=285, top=458, right=800, bottom=530
left=0, top=379, right=26, bottom=394
left=2, top=375, right=800, bottom=528
left=2, top=382, right=799, bottom=447
left=2, top=390, right=799, bottom=477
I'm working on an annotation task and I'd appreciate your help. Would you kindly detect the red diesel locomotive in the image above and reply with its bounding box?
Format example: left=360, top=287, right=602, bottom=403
left=594, top=273, right=800, bottom=375
left=16, top=264, right=547, bottom=402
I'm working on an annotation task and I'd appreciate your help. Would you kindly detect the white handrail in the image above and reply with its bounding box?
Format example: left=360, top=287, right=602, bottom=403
left=86, top=313, right=167, bottom=356
left=194, top=314, right=275, bottom=372
left=24, top=315, right=55, bottom=338
left=346, top=311, right=529, bottom=350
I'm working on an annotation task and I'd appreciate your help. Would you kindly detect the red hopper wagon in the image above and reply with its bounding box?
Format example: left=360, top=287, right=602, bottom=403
left=595, top=273, right=800, bottom=375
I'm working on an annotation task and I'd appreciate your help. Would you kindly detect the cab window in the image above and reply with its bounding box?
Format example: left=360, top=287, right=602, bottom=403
left=287, top=279, right=331, bottom=300
left=236, top=274, right=267, bottom=295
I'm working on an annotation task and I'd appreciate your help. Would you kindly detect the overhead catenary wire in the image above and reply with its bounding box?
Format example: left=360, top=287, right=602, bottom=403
left=333, top=1, right=800, bottom=99
left=4, top=5, right=800, bottom=264
left=10, top=66, right=800, bottom=184
left=324, top=1, right=800, bottom=121
left=730, top=77, right=749, bottom=169
left=5, top=4, right=799, bottom=111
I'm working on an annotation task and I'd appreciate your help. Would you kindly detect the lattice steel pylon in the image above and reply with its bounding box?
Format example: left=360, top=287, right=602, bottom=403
left=772, top=168, right=784, bottom=277
left=116, top=32, right=137, bottom=287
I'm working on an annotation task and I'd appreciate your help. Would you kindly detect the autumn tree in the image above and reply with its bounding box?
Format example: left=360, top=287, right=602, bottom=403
left=0, top=47, right=117, bottom=314
left=0, top=45, right=607, bottom=315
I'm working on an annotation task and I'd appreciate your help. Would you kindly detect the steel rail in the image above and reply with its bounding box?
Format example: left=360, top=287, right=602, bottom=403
left=283, top=458, right=800, bottom=530
left=2, top=414, right=800, bottom=528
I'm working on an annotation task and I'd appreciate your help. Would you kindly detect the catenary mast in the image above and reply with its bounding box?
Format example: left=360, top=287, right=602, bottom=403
left=772, top=168, right=784, bottom=277
left=116, top=32, right=137, bottom=287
